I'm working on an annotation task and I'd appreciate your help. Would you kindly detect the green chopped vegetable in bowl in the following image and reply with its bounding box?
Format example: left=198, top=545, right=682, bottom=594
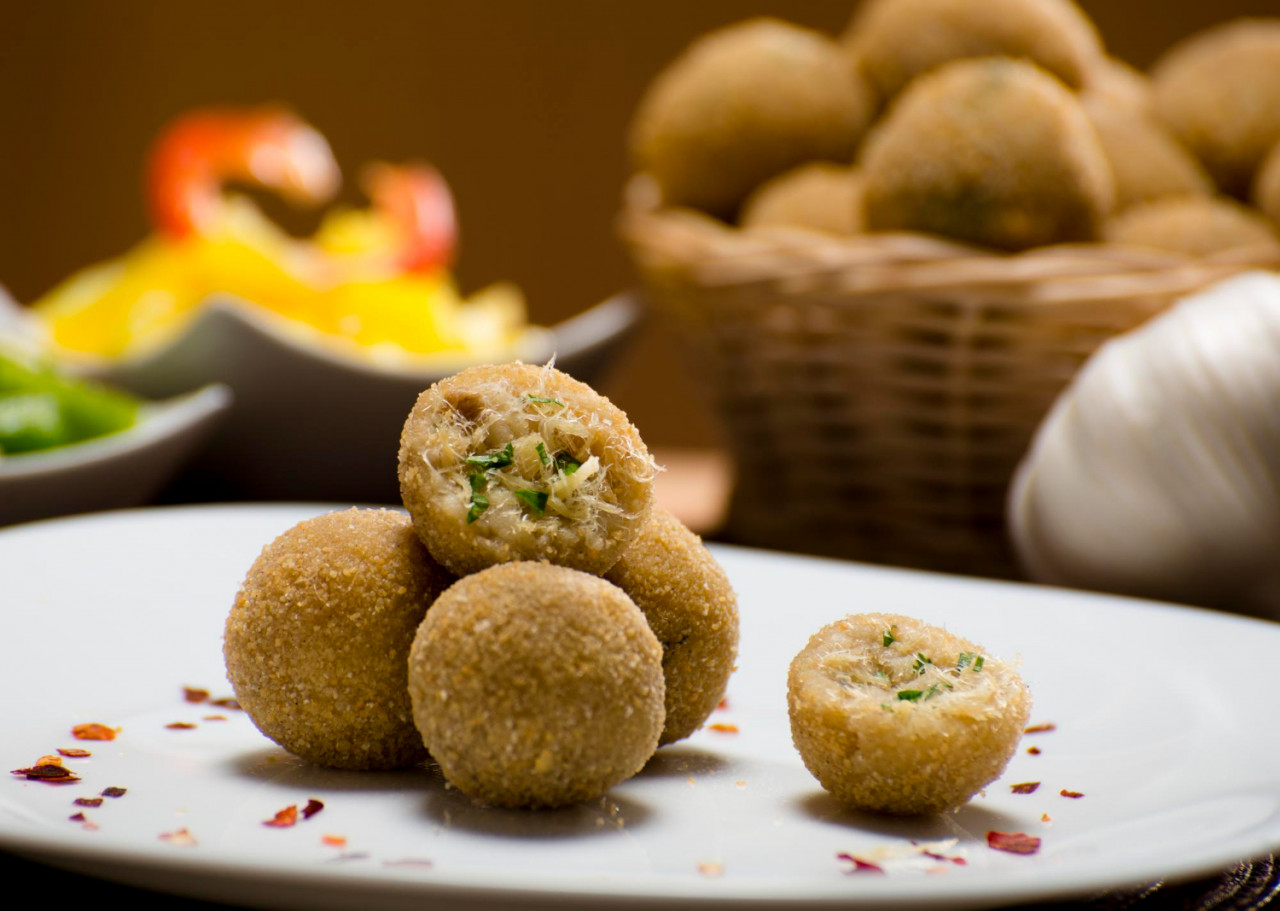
left=0, top=352, right=139, bottom=456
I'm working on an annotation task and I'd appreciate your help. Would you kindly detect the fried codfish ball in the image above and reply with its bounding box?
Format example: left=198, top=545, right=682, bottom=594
left=1152, top=19, right=1280, bottom=197
left=788, top=613, right=1031, bottom=816
left=1080, top=56, right=1153, bottom=121
left=224, top=509, right=455, bottom=770
left=604, top=510, right=738, bottom=746
left=845, top=0, right=1102, bottom=99
left=407, top=563, right=665, bottom=808
left=1083, top=101, right=1213, bottom=212
left=861, top=58, right=1113, bottom=251
left=629, top=18, right=876, bottom=219
left=398, top=363, right=656, bottom=577
left=1252, top=142, right=1280, bottom=226
left=740, top=163, right=865, bottom=236
left=1105, top=196, right=1280, bottom=257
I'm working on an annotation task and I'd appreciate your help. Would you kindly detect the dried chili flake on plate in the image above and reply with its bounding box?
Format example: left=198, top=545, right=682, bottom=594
left=1060, top=789, right=1085, bottom=799
left=159, top=827, right=197, bottom=846
left=1023, top=722, right=1057, bottom=734
left=697, top=862, right=725, bottom=878
left=102, top=786, right=127, bottom=798
left=74, top=797, right=103, bottom=808
left=264, top=804, right=299, bottom=828
left=202, top=715, right=228, bottom=722
left=322, top=834, right=347, bottom=848
left=11, top=764, right=80, bottom=783
left=57, top=748, right=91, bottom=758
left=165, top=722, right=197, bottom=730
left=210, top=698, right=241, bottom=710
left=1027, top=746, right=1042, bottom=755
left=707, top=723, right=739, bottom=734
left=1010, top=781, right=1041, bottom=795
left=302, top=799, right=324, bottom=820
left=836, top=853, right=885, bottom=874
left=71, top=723, right=117, bottom=741
left=986, top=831, right=1041, bottom=855
left=182, top=687, right=210, bottom=703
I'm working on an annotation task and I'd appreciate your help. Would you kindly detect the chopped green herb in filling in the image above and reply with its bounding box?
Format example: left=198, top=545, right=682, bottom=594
left=526, top=395, right=564, bottom=407
left=515, top=488, right=549, bottom=516
left=465, top=442, right=515, bottom=471
left=913, top=653, right=934, bottom=674
left=897, top=689, right=923, bottom=702
left=466, top=472, right=490, bottom=524
left=882, top=627, right=898, bottom=648
left=555, top=452, right=581, bottom=476
left=536, top=442, right=550, bottom=466
left=956, top=652, right=986, bottom=672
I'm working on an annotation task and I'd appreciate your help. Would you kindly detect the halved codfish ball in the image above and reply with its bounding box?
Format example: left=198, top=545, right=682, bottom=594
left=604, top=509, right=739, bottom=745
left=224, top=508, right=455, bottom=770
left=407, top=563, right=665, bottom=808
left=788, top=612, right=1030, bottom=815
left=398, top=363, right=657, bottom=576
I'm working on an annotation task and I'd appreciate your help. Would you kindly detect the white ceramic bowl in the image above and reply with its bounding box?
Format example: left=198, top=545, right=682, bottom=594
left=35, top=292, right=643, bottom=503
left=0, top=384, right=231, bottom=527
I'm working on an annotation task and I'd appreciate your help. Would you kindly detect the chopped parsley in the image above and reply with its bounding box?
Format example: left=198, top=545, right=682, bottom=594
left=465, top=442, right=515, bottom=470
left=526, top=395, right=564, bottom=407
left=466, top=472, right=489, bottom=523
left=956, top=652, right=985, bottom=672
left=897, top=689, right=923, bottom=702
left=515, top=489, right=549, bottom=516
left=536, top=442, right=550, bottom=466
left=882, top=627, right=898, bottom=648
left=913, top=653, right=933, bottom=674
left=555, top=452, right=581, bottom=476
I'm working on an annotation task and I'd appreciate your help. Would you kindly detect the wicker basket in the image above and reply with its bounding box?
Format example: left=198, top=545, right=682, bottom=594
left=623, top=203, right=1280, bottom=578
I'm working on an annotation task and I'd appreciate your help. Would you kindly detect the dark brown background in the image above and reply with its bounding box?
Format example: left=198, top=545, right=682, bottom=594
left=3, top=1, right=1275, bottom=448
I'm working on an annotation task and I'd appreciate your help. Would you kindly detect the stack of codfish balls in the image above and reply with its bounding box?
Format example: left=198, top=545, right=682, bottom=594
left=630, top=1, right=1280, bottom=258
left=224, top=362, right=738, bottom=809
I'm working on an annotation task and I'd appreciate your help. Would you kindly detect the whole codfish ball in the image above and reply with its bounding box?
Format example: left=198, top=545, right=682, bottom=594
left=1083, top=102, right=1213, bottom=211
left=630, top=18, right=875, bottom=218
left=1106, top=196, right=1280, bottom=257
left=398, top=363, right=656, bottom=577
left=224, top=509, right=454, bottom=771
left=846, top=0, right=1102, bottom=98
left=1152, top=19, right=1280, bottom=196
left=408, top=563, right=665, bottom=808
left=788, top=613, right=1031, bottom=815
left=740, top=163, right=866, bottom=236
left=605, top=510, right=739, bottom=745
left=861, top=58, right=1113, bottom=251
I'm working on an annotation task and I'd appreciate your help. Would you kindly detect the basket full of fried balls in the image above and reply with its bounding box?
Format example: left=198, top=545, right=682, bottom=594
left=224, top=363, right=739, bottom=808
left=621, top=2, right=1280, bottom=579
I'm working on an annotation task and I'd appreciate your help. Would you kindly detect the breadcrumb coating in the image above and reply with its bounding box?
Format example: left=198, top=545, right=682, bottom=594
left=407, top=563, right=664, bottom=808
left=861, top=57, right=1113, bottom=250
left=1083, top=101, right=1213, bottom=211
left=1105, top=195, right=1280, bottom=256
left=224, top=509, right=454, bottom=770
left=605, top=510, right=739, bottom=745
left=398, top=362, right=656, bottom=576
left=630, top=17, right=875, bottom=218
left=846, top=0, right=1102, bottom=98
left=1152, top=19, right=1280, bottom=196
left=788, top=612, right=1030, bottom=815
left=1252, top=141, right=1280, bottom=226
left=740, top=163, right=865, bottom=236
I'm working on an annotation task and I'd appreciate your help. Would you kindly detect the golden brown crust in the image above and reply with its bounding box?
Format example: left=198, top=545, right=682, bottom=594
left=629, top=18, right=876, bottom=219
left=407, top=563, right=664, bottom=808
left=1083, top=102, right=1213, bottom=212
left=398, top=362, right=656, bottom=576
left=604, top=510, right=738, bottom=745
left=1105, top=195, right=1280, bottom=256
left=1152, top=19, right=1280, bottom=197
left=860, top=58, right=1113, bottom=251
left=223, top=508, right=454, bottom=770
left=846, top=0, right=1102, bottom=98
left=788, top=612, right=1030, bottom=815
left=1253, top=141, right=1280, bottom=226
left=740, top=163, right=865, bottom=236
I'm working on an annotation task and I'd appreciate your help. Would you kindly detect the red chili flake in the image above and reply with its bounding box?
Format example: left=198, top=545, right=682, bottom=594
left=74, top=797, right=104, bottom=808
left=1011, top=782, right=1041, bottom=795
left=210, top=698, right=241, bottom=710
left=952, top=857, right=968, bottom=866
left=264, top=805, right=299, bottom=828
left=708, top=723, right=739, bottom=734
left=1060, top=789, right=1084, bottom=799
left=697, top=862, right=724, bottom=878
left=159, top=827, right=197, bottom=846
left=102, top=787, right=127, bottom=798
left=57, top=748, right=92, bottom=758
left=165, top=722, right=198, bottom=730
left=38, top=754, right=64, bottom=767
left=202, top=715, right=228, bottom=722
left=1041, top=813, right=1052, bottom=823
left=837, top=853, right=885, bottom=874
left=987, top=831, right=1041, bottom=855
left=1027, top=746, right=1042, bottom=755
left=11, top=764, right=80, bottom=783
left=183, top=687, right=210, bottom=704
left=71, top=723, right=117, bottom=741
left=1024, top=722, right=1057, bottom=734
left=322, top=834, right=347, bottom=848
left=716, top=697, right=730, bottom=711
left=69, top=812, right=87, bottom=822
left=302, top=799, right=324, bottom=820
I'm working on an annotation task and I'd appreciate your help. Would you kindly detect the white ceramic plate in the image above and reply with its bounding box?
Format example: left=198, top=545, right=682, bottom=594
left=2, top=505, right=1279, bottom=911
